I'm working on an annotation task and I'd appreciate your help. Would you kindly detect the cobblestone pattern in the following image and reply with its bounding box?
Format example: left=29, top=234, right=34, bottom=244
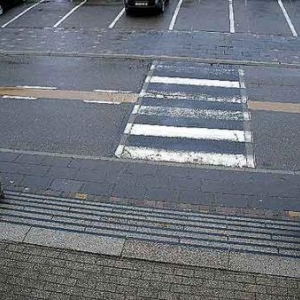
left=0, top=240, right=299, bottom=300
left=0, top=152, right=300, bottom=219
left=0, top=28, right=300, bottom=65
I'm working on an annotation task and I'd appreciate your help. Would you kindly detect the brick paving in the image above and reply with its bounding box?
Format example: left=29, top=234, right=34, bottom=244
left=0, top=240, right=299, bottom=300
left=0, top=28, right=300, bottom=65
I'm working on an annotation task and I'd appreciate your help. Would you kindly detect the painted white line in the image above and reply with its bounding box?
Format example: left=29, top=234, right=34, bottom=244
left=229, top=0, right=235, bottom=33
left=246, top=154, right=255, bottom=168
left=94, top=89, right=132, bottom=94
left=83, top=100, right=120, bottom=104
left=121, top=146, right=248, bottom=168
left=124, top=123, right=134, bottom=135
left=150, top=76, right=240, bottom=88
left=169, top=0, right=183, bottom=31
left=53, top=0, right=87, bottom=28
left=132, top=105, right=140, bottom=115
left=277, top=0, right=298, bottom=37
left=1, top=0, right=45, bottom=28
left=2, top=95, right=37, bottom=100
left=115, top=144, right=125, bottom=157
left=130, top=124, right=248, bottom=142
left=138, top=106, right=246, bottom=121
left=16, top=85, right=57, bottom=90
left=109, top=8, right=125, bottom=29
left=145, top=92, right=242, bottom=103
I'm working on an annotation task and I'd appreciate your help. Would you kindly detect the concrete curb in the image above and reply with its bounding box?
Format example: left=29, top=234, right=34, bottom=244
left=1, top=50, right=300, bottom=68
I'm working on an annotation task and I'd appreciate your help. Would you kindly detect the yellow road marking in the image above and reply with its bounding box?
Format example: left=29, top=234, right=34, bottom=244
left=248, top=101, right=300, bottom=114
left=287, top=211, right=300, bottom=219
left=75, top=193, right=88, bottom=200
left=0, top=87, right=138, bottom=104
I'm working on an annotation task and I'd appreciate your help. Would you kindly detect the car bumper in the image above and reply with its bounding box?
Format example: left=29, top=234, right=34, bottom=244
left=124, top=0, right=163, bottom=9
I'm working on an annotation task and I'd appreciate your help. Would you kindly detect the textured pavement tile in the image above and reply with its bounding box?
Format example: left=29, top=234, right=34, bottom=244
left=50, top=179, right=83, bottom=192
left=0, top=223, right=30, bottom=242
left=24, top=227, right=125, bottom=255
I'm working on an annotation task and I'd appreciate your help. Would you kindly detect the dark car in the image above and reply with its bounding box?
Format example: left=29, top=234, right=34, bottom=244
left=0, top=0, right=26, bottom=15
left=124, top=0, right=168, bottom=15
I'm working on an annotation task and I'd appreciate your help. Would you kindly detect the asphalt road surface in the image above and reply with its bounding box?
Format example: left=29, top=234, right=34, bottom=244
left=0, top=0, right=299, bottom=173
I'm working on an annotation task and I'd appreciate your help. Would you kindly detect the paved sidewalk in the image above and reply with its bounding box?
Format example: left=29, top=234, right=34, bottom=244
left=0, top=28, right=300, bottom=65
left=1, top=240, right=299, bottom=300
left=1, top=152, right=300, bottom=299
left=1, top=151, right=300, bottom=216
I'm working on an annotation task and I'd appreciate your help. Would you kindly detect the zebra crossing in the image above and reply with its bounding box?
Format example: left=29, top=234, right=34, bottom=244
left=116, top=62, right=255, bottom=168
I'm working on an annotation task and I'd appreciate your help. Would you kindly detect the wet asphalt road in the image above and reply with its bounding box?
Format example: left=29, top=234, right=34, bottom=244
left=0, top=0, right=300, bottom=172
left=0, top=0, right=299, bottom=35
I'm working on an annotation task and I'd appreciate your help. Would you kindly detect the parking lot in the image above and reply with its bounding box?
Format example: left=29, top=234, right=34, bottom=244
left=0, top=0, right=299, bottom=36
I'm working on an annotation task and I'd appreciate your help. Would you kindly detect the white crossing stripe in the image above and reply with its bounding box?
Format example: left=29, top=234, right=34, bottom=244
left=121, top=146, right=248, bottom=168
left=16, top=85, right=57, bottom=90
left=144, top=92, right=242, bottom=103
left=2, top=95, right=37, bottom=100
left=130, top=124, right=248, bottom=142
left=150, top=76, right=240, bottom=88
left=137, top=106, right=248, bottom=121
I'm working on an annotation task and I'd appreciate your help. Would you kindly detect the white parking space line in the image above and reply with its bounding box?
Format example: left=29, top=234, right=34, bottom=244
left=109, top=8, right=125, bottom=29
left=150, top=76, right=240, bottom=88
left=169, top=0, right=183, bottom=31
left=53, top=0, right=87, bottom=28
left=129, top=124, right=248, bottom=142
left=277, top=0, right=298, bottom=37
left=228, top=0, right=235, bottom=33
left=1, top=0, right=45, bottom=28
left=121, top=146, right=248, bottom=167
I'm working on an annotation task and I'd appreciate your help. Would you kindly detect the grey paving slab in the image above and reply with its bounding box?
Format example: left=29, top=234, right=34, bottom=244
left=50, top=179, right=83, bottom=193
left=24, top=227, right=125, bottom=255
left=0, top=222, right=30, bottom=242
left=81, top=182, right=114, bottom=196
left=14, top=154, right=46, bottom=165
left=20, top=175, right=53, bottom=190
left=229, top=251, right=300, bottom=278
left=0, top=173, right=24, bottom=187
left=47, top=167, right=78, bottom=180
left=122, top=239, right=229, bottom=269
left=0, top=152, right=20, bottom=163
left=0, top=162, right=50, bottom=176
